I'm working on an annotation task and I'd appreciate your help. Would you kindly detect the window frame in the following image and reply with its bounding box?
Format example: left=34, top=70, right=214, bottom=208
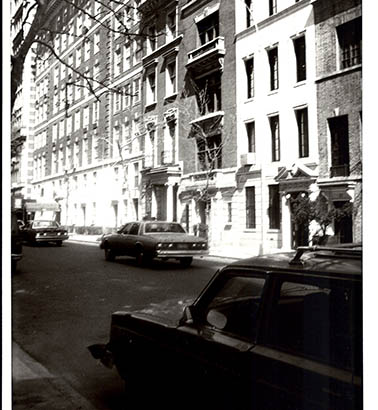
left=296, top=107, right=309, bottom=158
left=246, top=186, right=256, bottom=229
left=269, top=115, right=280, bottom=162
left=293, top=35, right=306, bottom=82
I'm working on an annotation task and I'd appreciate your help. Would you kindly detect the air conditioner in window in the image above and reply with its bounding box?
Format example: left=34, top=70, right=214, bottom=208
left=240, top=152, right=256, bottom=166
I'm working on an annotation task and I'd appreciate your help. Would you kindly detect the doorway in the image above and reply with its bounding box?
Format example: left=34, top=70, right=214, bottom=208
left=290, top=193, right=309, bottom=249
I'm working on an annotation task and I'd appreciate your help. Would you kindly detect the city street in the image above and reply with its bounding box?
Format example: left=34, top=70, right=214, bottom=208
left=12, top=241, right=230, bottom=409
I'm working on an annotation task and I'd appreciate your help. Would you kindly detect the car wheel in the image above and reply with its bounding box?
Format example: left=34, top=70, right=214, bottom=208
left=56, top=241, right=62, bottom=246
left=105, top=247, right=115, bottom=262
left=179, top=257, right=193, bottom=267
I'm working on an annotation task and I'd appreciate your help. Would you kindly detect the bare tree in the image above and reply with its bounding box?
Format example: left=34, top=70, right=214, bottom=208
left=11, top=0, right=160, bottom=111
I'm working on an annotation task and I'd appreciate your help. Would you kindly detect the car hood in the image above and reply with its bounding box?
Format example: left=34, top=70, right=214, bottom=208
left=146, top=233, right=206, bottom=242
left=112, top=297, right=195, bottom=328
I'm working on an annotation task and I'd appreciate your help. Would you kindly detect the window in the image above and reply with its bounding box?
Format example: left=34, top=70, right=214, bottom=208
left=266, top=280, right=362, bottom=372
left=146, top=71, right=156, bottom=105
left=54, top=66, right=60, bottom=86
left=129, top=222, right=140, bottom=235
left=246, top=187, right=256, bottom=229
left=246, top=121, right=256, bottom=153
left=94, top=32, right=100, bottom=54
left=84, top=40, right=91, bottom=61
left=205, top=275, right=266, bottom=340
left=245, top=57, right=255, bottom=98
left=269, top=0, right=277, bottom=16
left=165, top=59, right=177, bottom=96
left=245, top=0, right=252, bottom=28
left=74, top=110, right=81, bottom=131
left=166, top=10, right=176, bottom=42
left=93, top=100, right=99, bottom=124
left=147, top=25, right=157, bottom=53
left=296, top=108, right=309, bottom=158
left=83, top=106, right=89, bottom=128
left=134, top=39, right=143, bottom=64
left=114, top=92, right=121, bottom=112
left=124, top=83, right=131, bottom=107
left=268, top=185, right=280, bottom=229
left=197, top=74, right=221, bottom=115
left=268, top=47, right=279, bottom=90
left=67, top=116, right=72, bottom=135
left=227, top=202, right=232, bottom=223
left=269, top=115, right=280, bottom=161
left=337, top=18, right=362, bottom=69
left=123, top=43, right=131, bottom=71
left=328, top=115, right=350, bottom=177
left=197, top=134, right=222, bottom=171
left=197, top=12, right=219, bottom=45
left=114, top=47, right=122, bottom=77
left=133, top=78, right=140, bottom=103
left=294, top=36, right=306, bottom=82
left=60, top=119, right=65, bottom=137
left=52, top=123, right=58, bottom=142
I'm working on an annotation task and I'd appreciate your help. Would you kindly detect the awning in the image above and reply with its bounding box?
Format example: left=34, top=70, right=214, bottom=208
left=25, top=202, right=60, bottom=212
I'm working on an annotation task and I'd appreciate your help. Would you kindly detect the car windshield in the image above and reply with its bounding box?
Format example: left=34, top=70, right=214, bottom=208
left=32, top=220, right=59, bottom=228
left=144, top=222, right=186, bottom=234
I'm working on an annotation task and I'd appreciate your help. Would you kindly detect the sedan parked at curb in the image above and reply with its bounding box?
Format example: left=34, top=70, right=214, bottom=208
left=99, top=220, right=208, bottom=267
left=21, top=220, right=69, bottom=246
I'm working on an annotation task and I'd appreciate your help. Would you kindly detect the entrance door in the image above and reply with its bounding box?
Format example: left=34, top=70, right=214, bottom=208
left=334, top=201, right=353, bottom=243
left=290, top=194, right=309, bottom=249
left=155, top=185, right=167, bottom=221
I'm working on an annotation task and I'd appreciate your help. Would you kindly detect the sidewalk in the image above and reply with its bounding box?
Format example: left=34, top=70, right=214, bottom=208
left=66, top=234, right=252, bottom=260
left=12, top=342, right=97, bottom=410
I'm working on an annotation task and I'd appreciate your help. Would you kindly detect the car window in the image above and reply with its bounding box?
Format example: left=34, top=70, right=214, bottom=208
left=265, top=279, right=362, bottom=372
left=119, top=223, right=132, bottom=234
left=32, top=221, right=59, bottom=228
left=129, top=223, right=140, bottom=235
left=144, top=222, right=186, bottom=233
left=204, top=276, right=266, bottom=341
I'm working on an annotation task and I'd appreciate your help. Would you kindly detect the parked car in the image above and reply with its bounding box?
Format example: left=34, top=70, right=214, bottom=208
left=21, top=220, right=69, bottom=246
left=89, top=244, right=362, bottom=410
left=11, top=212, right=23, bottom=271
left=99, top=220, right=208, bottom=267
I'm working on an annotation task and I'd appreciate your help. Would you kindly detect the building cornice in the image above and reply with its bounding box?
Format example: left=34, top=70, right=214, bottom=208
left=235, top=0, right=312, bottom=42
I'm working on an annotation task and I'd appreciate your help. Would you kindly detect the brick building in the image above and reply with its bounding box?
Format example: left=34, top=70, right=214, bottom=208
left=313, top=0, right=362, bottom=243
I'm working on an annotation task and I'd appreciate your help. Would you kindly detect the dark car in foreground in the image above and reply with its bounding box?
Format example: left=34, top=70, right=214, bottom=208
left=21, top=220, right=69, bottom=246
left=99, top=220, right=208, bottom=267
left=11, top=212, right=23, bottom=271
left=90, top=244, right=362, bottom=410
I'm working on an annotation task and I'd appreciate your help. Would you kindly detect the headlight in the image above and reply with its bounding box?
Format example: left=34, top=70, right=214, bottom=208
left=156, top=243, right=162, bottom=249
left=36, top=233, right=40, bottom=237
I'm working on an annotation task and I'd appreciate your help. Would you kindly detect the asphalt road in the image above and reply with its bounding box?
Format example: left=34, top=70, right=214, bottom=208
left=12, top=241, right=230, bottom=409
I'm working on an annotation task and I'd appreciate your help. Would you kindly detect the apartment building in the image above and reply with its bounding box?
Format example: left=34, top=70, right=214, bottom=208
left=11, top=0, right=37, bottom=217
left=32, top=0, right=144, bottom=231
left=313, top=0, right=362, bottom=243
left=233, top=0, right=318, bottom=254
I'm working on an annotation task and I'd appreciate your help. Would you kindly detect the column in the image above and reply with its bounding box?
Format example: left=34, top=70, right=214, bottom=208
left=281, top=193, right=292, bottom=251
left=166, top=183, right=173, bottom=222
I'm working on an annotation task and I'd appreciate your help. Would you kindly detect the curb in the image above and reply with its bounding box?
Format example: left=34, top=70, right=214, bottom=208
left=12, top=342, right=97, bottom=410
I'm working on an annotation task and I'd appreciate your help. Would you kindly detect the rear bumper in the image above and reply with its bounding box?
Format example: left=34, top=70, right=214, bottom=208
left=35, top=235, right=69, bottom=242
left=156, top=250, right=209, bottom=258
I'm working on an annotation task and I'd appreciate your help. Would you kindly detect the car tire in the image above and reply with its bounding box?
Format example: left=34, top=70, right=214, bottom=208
left=105, top=247, right=115, bottom=262
left=56, top=241, right=62, bottom=246
left=179, top=257, right=193, bottom=267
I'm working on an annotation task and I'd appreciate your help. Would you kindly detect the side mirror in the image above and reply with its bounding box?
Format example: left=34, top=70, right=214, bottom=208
left=180, top=305, right=194, bottom=325
left=206, top=309, right=227, bottom=330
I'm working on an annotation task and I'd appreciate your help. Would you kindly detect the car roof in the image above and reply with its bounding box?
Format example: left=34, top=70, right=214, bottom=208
left=223, top=246, right=361, bottom=280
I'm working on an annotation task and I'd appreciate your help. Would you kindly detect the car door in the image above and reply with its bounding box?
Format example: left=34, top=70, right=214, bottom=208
left=121, top=222, right=140, bottom=256
left=173, top=270, right=268, bottom=408
left=112, top=223, right=133, bottom=255
left=254, top=274, right=362, bottom=410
